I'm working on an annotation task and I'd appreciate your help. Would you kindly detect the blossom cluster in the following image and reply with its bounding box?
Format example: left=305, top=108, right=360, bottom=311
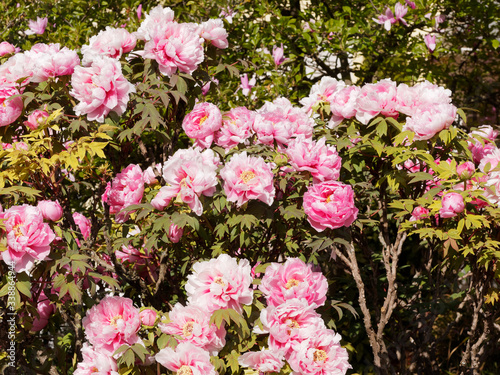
left=301, top=77, right=457, bottom=141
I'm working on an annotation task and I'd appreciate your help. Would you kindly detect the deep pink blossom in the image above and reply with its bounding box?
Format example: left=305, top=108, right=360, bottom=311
left=82, top=296, right=141, bottom=355
left=373, top=7, right=396, bottom=31
left=394, top=3, right=408, bottom=26
left=70, top=57, right=135, bottom=123
left=185, top=254, right=253, bottom=314
left=24, top=109, right=49, bottom=130
left=259, top=258, right=329, bottom=307
left=215, top=106, right=256, bottom=150
left=273, top=44, right=287, bottom=66
left=141, top=22, right=204, bottom=76
left=37, top=200, right=63, bottom=222
left=199, top=19, right=228, bottom=49
left=182, top=102, right=222, bottom=148
left=457, top=162, right=475, bottom=179
left=238, top=349, right=285, bottom=373
left=468, top=126, right=498, bottom=163
left=240, top=73, right=256, bottom=97
left=285, top=136, right=342, bottom=183
left=74, top=343, right=119, bottom=375
left=424, top=34, right=436, bottom=52
left=81, top=27, right=137, bottom=66
left=0, top=41, right=16, bottom=56
left=355, top=79, right=398, bottom=124
left=329, top=85, right=360, bottom=127
left=220, top=151, right=276, bottom=207
left=159, top=303, right=226, bottom=355
left=137, top=4, right=142, bottom=20
left=25, top=17, right=48, bottom=35
left=409, top=206, right=430, bottom=222
left=1, top=204, right=55, bottom=272
left=439, top=192, right=465, bottom=218
left=287, top=328, right=351, bottom=375
left=73, top=212, right=91, bottom=241
left=31, top=291, right=55, bottom=332
left=0, top=84, right=23, bottom=127
left=155, top=342, right=216, bottom=375
left=303, top=181, right=358, bottom=232
left=102, top=164, right=145, bottom=222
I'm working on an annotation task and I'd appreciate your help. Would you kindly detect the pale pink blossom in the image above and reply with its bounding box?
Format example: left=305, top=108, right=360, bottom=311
left=81, top=27, right=137, bottom=66
left=182, top=102, right=222, bottom=148
left=373, top=8, right=396, bottom=31
left=141, top=22, right=204, bottom=76
left=185, top=254, right=253, bottom=314
left=73, top=212, right=91, bottom=241
left=115, top=245, right=147, bottom=265
left=238, top=350, right=285, bottom=373
left=159, top=303, right=226, bottom=355
left=74, top=343, right=119, bottom=375
left=300, top=77, right=344, bottom=114
left=220, top=7, right=237, bottom=23
left=135, top=5, right=175, bottom=41
left=82, top=296, right=141, bottom=355
left=329, top=85, right=360, bottom=127
left=0, top=53, right=35, bottom=87
left=405, top=0, right=416, bottom=9
left=285, top=136, right=342, bottom=183
left=434, top=14, right=446, bottom=30
left=37, top=200, right=63, bottom=221
left=220, top=151, right=276, bottom=207
left=259, top=298, right=325, bottom=354
left=31, top=290, right=55, bottom=332
left=396, top=80, right=452, bottom=117
left=424, top=34, right=436, bottom=52
left=155, top=342, right=216, bottom=375
left=25, top=43, right=80, bottom=82
left=355, top=79, right=398, bottom=124
left=288, top=328, right=351, bottom=375
left=303, top=181, right=358, bottom=232
left=0, top=84, right=23, bottom=127
left=143, top=163, right=161, bottom=185
left=199, top=19, right=228, bottom=49
left=457, top=161, right=475, bottom=179
left=240, top=73, right=256, bottom=96
left=273, top=44, right=287, bottom=66
left=403, top=103, right=457, bottom=141
left=468, top=126, right=498, bottom=163
left=215, top=106, right=256, bottom=150
left=1, top=205, right=55, bottom=272
left=102, top=164, right=145, bottom=222
left=168, top=223, right=183, bottom=243
left=70, top=57, right=135, bottom=123
left=394, top=3, right=408, bottom=26
left=479, top=148, right=500, bottom=172
left=260, top=258, right=329, bottom=307
left=409, top=206, right=430, bottom=222
left=137, top=4, right=142, bottom=20
left=24, top=109, right=49, bottom=130
left=152, top=148, right=219, bottom=215
left=0, top=41, right=16, bottom=56
left=25, top=17, right=48, bottom=35
left=439, top=192, right=465, bottom=218
left=139, top=309, right=157, bottom=326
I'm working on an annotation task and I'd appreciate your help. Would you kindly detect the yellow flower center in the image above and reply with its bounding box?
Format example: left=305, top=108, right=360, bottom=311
left=199, top=115, right=208, bottom=125
left=182, top=321, right=195, bottom=337
left=240, top=170, right=256, bottom=184
left=325, top=194, right=332, bottom=203
left=109, top=315, right=123, bottom=328
left=285, top=278, right=300, bottom=289
left=91, top=367, right=99, bottom=373
left=213, top=277, right=226, bottom=287
left=313, top=349, right=328, bottom=363
left=178, top=365, right=193, bottom=375
left=287, top=319, right=300, bottom=329
left=13, top=224, right=23, bottom=238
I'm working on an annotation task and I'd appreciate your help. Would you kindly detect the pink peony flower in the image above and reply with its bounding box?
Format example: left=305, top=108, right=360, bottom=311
left=258, top=298, right=325, bottom=354
left=355, top=79, right=398, bottom=124
left=0, top=41, right=16, bottom=56
left=143, top=163, right=162, bottom=185
left=285, top=136, right=342, bottom=183
left=479, top=147, right=500, bottom=173
left=303, top=181, right=358, bottom=232
left=424, top=34, right=436, bottom=52
left=81, top=27, right=137, bottom=66
left=403, top=103, right=457, bottom=141
left=329, top=85, right=360, bottom=128
left=273, top=44, right=287, bottom=66
left=220, top=151, right=276, bottom=207
left=215, top=106, right=256, bottom=150
left=457, top=161, right=475, bottom=179
left=287, top=328, right=351, bottom=375
left=199, top=19, right=228, bottom=49
left=25, top=17, right=48, bottom=35
left=300, top=76, right=344, bottom=114
left=0, top=53, right=35, bottom=87
left=238, top=349, right=285, bottom=373
left=25, top=43, right=80, bottom=82
left=74, top=343, right=119, bottom=375
left=82, top=296, right=141, bottom=355
left=409, top=206, right=430, bottom=222
left=155, top=342, right=216, bottom=375
left=135, top=5, right=175, bottom=41
left=37, top=200, right=63, bottom=221
left=159, top=303, right=226, bottom=355
left=396, top=80, right=452, bottom=117
left=240, top=73, right=256, bottom=97
left=168, top=223, right=183, bottom=243
left=31, top=291, right=55, bottom=332
left=439, top=192, right=465, bottom=218
left=24, top=109, right=49, bottom=130
left=101, top=164, right=145, bottom=222
left=70, top=56, right=135, bottom=123
left=1, top=205, right=55, bottom=272
left=151, top=148, right=219, bottom=215
left=73, top=212, right=91, bottom=241
left=0, top=84, right=23, bottom=127
left=259, top=258, right=329, bottom=307
left=185, top=254, right=253, bottom=314
left=182, top=102, right=222, bottom=148
left=139, top=309, right=157, bottom=326
left=141, top=22, right=204, bottom=76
